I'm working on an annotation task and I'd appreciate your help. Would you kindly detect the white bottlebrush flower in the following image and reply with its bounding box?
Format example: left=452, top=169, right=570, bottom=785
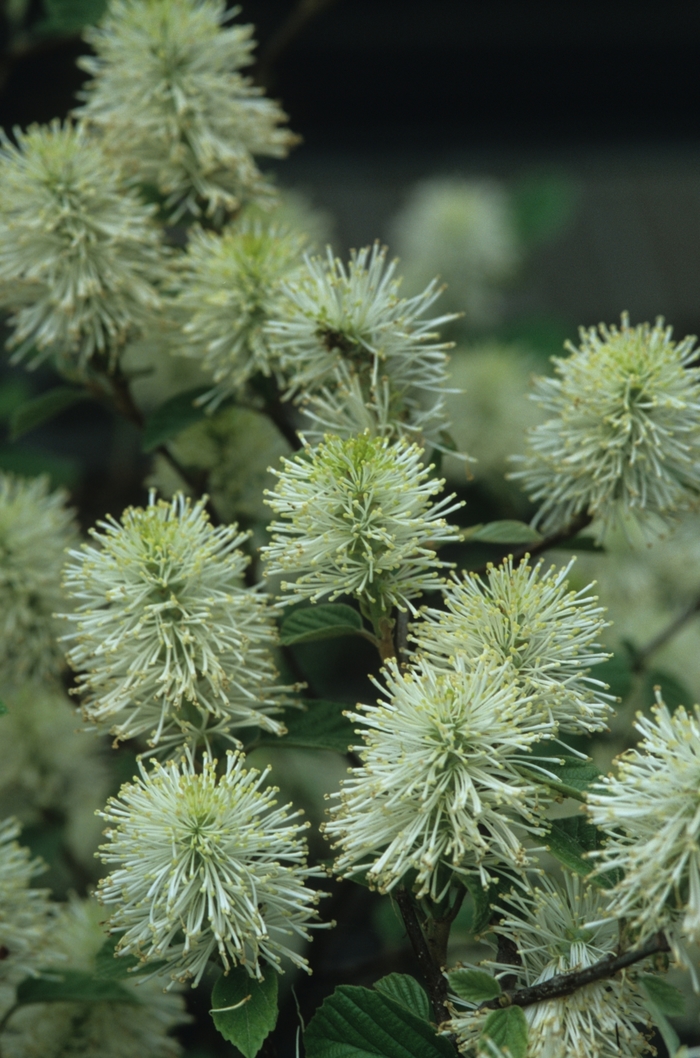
left=587, top=694, right=700, bottom=950
left=97, top=750, right=326, bottom=985
left=325, top=654, right=556, bottom=898
left=62, top=492, right=287, bottom=751
left=448, top=872, right=653, bottom=1058
left=0, top=896, right=189, bottom=1058
left=261, top=432, right=462, bottom=614
left=510, top=315, right=700, bottom=540
left=388, top=177, right=520, bottom=325
left=0, top=818, right=56, bottom=985
left=77, top=0, right=296, bottom=221
left=266, top=243, right=458, bottom=448
left=0, top=685, right=110, bottom=870
left=0, top=121, right=164, bottom=370
left=173, top=221, right=306, bottom=407
left=411, top=556, right=612, bottom=736
left=0, top=472, right=79, bottom=685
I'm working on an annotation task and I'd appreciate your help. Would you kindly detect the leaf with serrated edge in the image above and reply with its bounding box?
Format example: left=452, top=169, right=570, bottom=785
left=479, top=1006, right=528, bottom=1058
left=638, top=975, right=684, bottom=1017
left=16, top=970, right=138, bottom=1006
left=449, top=969, right=501, bottom=1004
left=547, top=817, right=612, bottom=886
left=374, top=973, right=431, bottom=1021
left=258, top=699, right=355, bottom=754
left=304, top=985, right=454, bottom=1058
left=279, top=604, right=364, bottom=646
left=210, top=966, right=278, bottom=1058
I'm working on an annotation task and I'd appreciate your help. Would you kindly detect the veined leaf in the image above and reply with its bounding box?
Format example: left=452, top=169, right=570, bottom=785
left=258, top=699, right=356, bottom=755
left=279, top=604, right=366, bottom=646
left=479, top=1006, right=528, bottom=1058
left=449, top=969, right=501, bottom=1004
left=210, top=966, right=278, bottom=1058
left=546, top=816, right=611, bottom=885
left=639, top=975, right=682, bottom=1057
left=520, top=756, right=602, bottom=802
left=374, top=973, right=431, bottom=1021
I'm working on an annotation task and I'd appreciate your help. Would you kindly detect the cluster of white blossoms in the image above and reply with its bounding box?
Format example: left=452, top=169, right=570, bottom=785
left=0, top=121, right=164, bottom=371
left=511, top=315, right=700, bottom=540
left=77, top=0, right=296, bottom=221
left=0, top=473, right=79, bottom=685
left=262, top=432, right=462, bottom=615
left=412, top=556, right=612, bottom=736
left=97, top=751, right=326, bottom=985
left=266, top=243, right=458, bottom=448
left=0, top=819, right=56, bottom=986
left=172, top=221, right=306, bottom=406
left=325, top=654, right=556, bottom=898
left=588, top=693, right=700, bottom=958
left=62, top=492, right=288, bottom=752
left=448, top=873, right=653, bottom=1058
left=0, top=897, right=189, bottom=1058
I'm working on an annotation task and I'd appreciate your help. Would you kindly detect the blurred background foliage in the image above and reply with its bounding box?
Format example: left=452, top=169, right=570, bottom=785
left=2, top=0, right=700, bottom=1054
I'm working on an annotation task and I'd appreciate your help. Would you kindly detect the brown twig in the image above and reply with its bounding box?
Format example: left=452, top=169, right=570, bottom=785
left=632, top=595, right=700, bottom=672
left=477, top=932, right=669, bottom=1012
left=473, top=511, right=593, bottom=577
left=395, top=887, right=455, bottom=1037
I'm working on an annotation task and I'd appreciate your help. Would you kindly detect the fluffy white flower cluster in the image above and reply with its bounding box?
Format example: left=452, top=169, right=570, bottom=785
left=266, top=243, right=457, bottom=448
left=0, top=473, right=79, bottom=685
left=77, top=0, right=296, bottom=220
left=62, top=492, right=287, bottom=752
left=97, top=751, right=325, bottom=985
left=0, top=897, right=189, bottom=1058
left=449, top=873, right=653, bottom=1058
left=325, top=654, right=556, bottom=898
left=0, top=121, right=164, bottom=370
left=412, top=556, right=612, bottom=736
left=512, top=315, right=700, bottom=540
left=0, top=819, right=56, bottom=986
left=588, top=693, right=700, bottom=958
left=262, top=432, right=462, bottom=615
left=173, top=221, right=305, bottom=406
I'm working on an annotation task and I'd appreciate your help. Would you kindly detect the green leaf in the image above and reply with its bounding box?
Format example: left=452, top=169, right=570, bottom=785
left=0, top=447, right=80, bottom=488
left=449, top=969, right=501, bottom=1004
left=639, top=975, right=682, bottom=1056
left=305, top=986, right=454, bottom=1058
left=93, top=936, right=166, bottom=980
left=0, top=379, right=31, bottom=421
left=210, top=966, right=278, bottom=1058
left=279, top=604, right=365, bottom=646
left=463, top=521, right=543, bottom=545
left=9, top=386, right=90, bottom=440
left=374, top=974, right=431, bottom=1021
left=141, top=387, right=210, bottom=452
left=592, top=655, right=633, bottom=700
left=644, top=670, right=692, bottom=711
left=258, top=699, right=356, bottom=755
left=38, top=0, right=107, bottom=35
left=464, top=876, right=503, bottom=935
left=546, top=816, right=610, bottom=884
left=0, top=700, right=6, bottom=716
left=512, top=175, right=577, bottom=248
left=16, top=970, right=138, bottom=1006
left=479, top=1005, right=528, bottom=1058
left=547, top=534, right=605, bottom=552
left=522, top=756, right=602, bottom=802
left=638, top=975, right=684, bottom=1017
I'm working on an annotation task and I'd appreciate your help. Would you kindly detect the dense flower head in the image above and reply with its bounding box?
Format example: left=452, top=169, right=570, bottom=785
left=448, top=872, right=653, bottom=1058
left=62, top=492, right=287, bottom=752
left=173, top=221, right=306, bottom=406
left=266, top=243, right=458, bottom=448
left=0, top=896, right=189, bottom=1058
left=77, top=0, right=296, bottom=221
left=0, top=472, right=79, bottom=684
left=261, top=432, right=462, bottom=613
left=388, top=177, right=520, bottom=325
left=510, top=315, right=700, bottom=540
left=0, top=818, right=56, bottom=985
left=587, top=694, right=700, bottom=951
left=0, top=121, right=164, bottom=370
left=97, top=750, right=326, bottom=985
left=325, top=654, right=556, bottom=898
left=411, top=556, right=612, bottom=735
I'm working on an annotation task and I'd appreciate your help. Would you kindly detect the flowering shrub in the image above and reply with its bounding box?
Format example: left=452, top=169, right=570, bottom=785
left=0, top=3, right=699, bottom=1058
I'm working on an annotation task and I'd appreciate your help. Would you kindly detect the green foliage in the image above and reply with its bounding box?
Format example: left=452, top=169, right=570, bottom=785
left=304, top=986, right=453, bottom=1058
left=642, top=669, right=693, bottom=711
left=373, top=973, right=432, bottom=1021
left=141, top=387, right=210, bottom=451
left=279, top=604, right=367, bottom=646
left=9, top=386, right=90, bottom=440
left=521, top=756, right=602, bottom=802
left=257, top=698, right=356, bottom=754
left=639, top=975, right=683, bottom=1056
left=463, top=520, right=543, bottom=545
left=210, top=966, right=279, bottom=1058
left=16, top=970, right=138, bottom=1005
left=93, top=936, right=166, bottom=980
left=593, top=654, right=633, bottom=700
left=448, top=969, right=502, bottom=1004
left=0, top=447, right=79, bottom=487
left=0, top=378, right=31, bottom=420
left=38, top=0, right=107, bottom=35
left=546, top=815, right=609, bottom=883
left=0, top=699, right=6, bottom=716
left=511, top=175, right=577, bottom=248
left=479, top=1006, right=528, bottom=1058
